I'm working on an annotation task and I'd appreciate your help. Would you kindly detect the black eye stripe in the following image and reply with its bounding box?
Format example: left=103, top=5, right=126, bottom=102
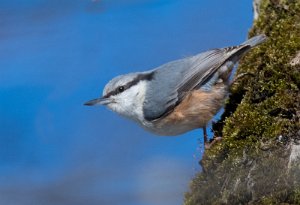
left=104, top=72, right=154, bottom=98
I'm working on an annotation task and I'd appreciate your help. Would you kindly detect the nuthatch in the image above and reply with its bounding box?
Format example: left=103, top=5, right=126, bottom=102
left=85, top=35, right=266, bottom=147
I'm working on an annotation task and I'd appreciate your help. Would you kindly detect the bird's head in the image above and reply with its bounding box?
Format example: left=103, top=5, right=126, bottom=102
left=84, top=72, right=154, bottom=121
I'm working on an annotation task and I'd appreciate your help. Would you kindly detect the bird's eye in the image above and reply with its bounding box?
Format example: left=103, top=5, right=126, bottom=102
left=118, top=86, right=125, bottom=93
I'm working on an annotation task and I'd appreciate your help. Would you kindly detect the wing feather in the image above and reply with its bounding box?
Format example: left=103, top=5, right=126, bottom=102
left=142, top=45, right=249, bottom=121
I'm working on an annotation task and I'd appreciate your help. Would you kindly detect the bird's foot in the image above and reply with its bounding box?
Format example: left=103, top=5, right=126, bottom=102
left=204, top=136, right=222, bottom=149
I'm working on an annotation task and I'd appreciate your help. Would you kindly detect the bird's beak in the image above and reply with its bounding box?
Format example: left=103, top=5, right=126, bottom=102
left=84, top=97, right=112, bottom=106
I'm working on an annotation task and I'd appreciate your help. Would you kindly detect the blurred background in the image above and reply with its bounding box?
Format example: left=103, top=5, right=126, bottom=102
left=0, top=0, right=253, bottom=204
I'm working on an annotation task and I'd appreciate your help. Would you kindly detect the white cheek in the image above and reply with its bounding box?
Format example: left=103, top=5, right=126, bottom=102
left=107, top=101, right=123, bottom=114
left=106, top=98, right=129, bottom=117
left=105, top=81, right=148, bottom=121
left=107, top=103, right=117, bottom=112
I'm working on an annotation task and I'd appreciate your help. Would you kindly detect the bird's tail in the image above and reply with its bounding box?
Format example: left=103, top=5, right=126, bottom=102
left=227, top=34, right=267, bottom=62
left=242, top=34, right=267, bottom=47
left=219, top=34, right=267, bottom=85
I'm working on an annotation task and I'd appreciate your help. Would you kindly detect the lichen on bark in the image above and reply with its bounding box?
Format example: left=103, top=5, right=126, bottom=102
left=184, top=0, right=300, bottom=204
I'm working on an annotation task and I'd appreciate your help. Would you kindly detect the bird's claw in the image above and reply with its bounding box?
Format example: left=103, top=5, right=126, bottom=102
left=204, top=136, right=222, bottom=149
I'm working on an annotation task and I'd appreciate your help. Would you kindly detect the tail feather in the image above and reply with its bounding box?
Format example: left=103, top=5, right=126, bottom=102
left=242, top=34, right=267, bottom=47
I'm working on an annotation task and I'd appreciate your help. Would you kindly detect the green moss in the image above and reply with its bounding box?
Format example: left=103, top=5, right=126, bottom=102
left=185, top=0, right=300, bottom=204
left=211, top=0, right=300, bottom=157
left=202, top=0, right=300, bottom=169
left=288, top=188, right=300, bottom=204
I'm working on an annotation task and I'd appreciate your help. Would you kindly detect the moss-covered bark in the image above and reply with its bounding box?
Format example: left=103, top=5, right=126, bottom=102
left=184, top=0, right=300, bottom=204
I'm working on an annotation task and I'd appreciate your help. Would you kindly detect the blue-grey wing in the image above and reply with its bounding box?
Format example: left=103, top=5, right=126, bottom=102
left=142, top=35, right=267, bottom=121
left=142, top=46, right=246, bottom=121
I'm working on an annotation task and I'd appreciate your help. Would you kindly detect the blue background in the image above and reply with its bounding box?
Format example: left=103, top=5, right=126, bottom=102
left=0, top=1, right=253, bottom=204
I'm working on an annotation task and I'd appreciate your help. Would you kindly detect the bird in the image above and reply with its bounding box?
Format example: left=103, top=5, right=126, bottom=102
left=84, top=34, right=267, bottom=148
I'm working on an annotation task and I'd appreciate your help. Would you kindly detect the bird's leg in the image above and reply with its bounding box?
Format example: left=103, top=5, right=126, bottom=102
left=206, top=136, right=222, bottom=149
left=203, top=126, right=213, bottom=149
left=202, top=126, right=208, bottom=144
left=202, top=126, right=222, bottom=149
